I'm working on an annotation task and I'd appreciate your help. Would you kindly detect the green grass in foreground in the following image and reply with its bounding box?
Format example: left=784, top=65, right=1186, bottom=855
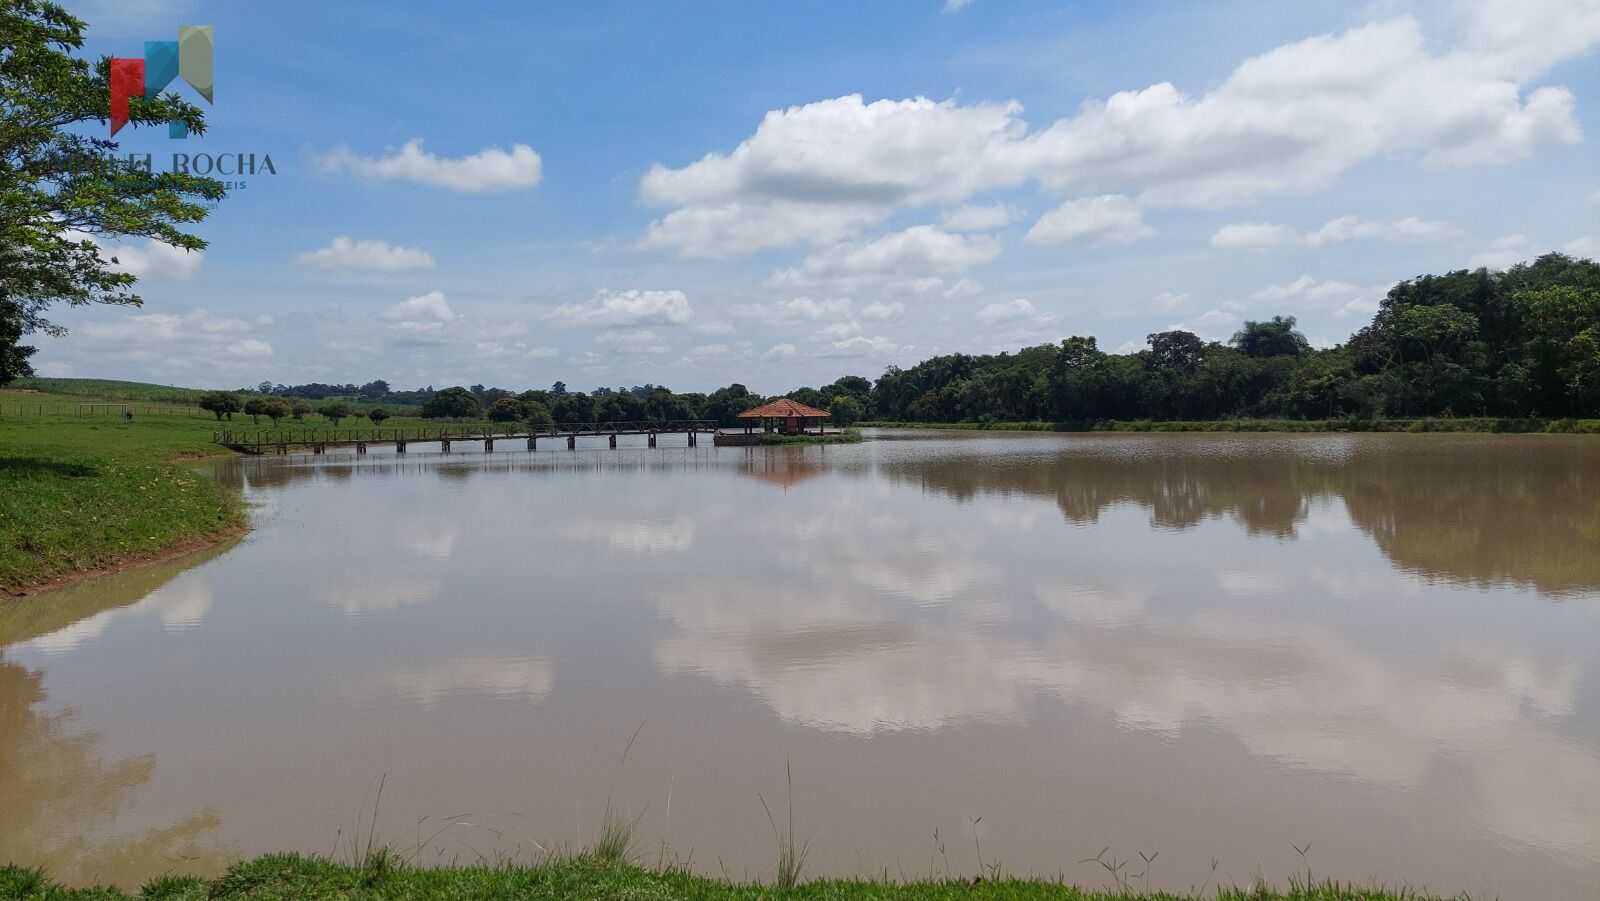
left=0, top=391, right=246, bottom=592
left=0, top=856, right=1462, bottom=901
left=861, top=417, right=1600, bottom=433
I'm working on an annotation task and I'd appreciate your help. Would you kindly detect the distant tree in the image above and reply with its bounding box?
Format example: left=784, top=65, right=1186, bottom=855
left=1393, top=305, right=1478, bottom=364
left=706, top=383, right=759, bottom=425
left=1516, top=285, right=1600, bottom=413
left=828, top=395, right=862, bottom=426
left=199, top=391, right=241, bottom=421
left=595, top=389, right=644, bottom=421
left=1232, top=316, right=1311, bottom=358
left=262, top=398, right=291, bottom=425
left=525, top=400, right=555, bottom=430
left=359, top=379, right=390, bottom=399
left=367, top=408, right=391, bottom=425
left=290, top=399, right=313, bottom=421
left=257, top=381, right=274, bottom=394
left=421, top=386, right=483, bottom=419
left=516, top=389, right=552, bottom=410
left=243, top=397, right=267, bottom=424
left=551, top=380, right=567, bottom=396
left=1145, top=330, right=1207, bottom=373
left=550, top=391, right=593, bottom=422
left=318, top=401, right=352, bottom=425
left=824, top=375, right=873, bottom=402
left=487, top=397, right=524, bottom=422
left=643, top=386, right=694, bottom=422
left=481, top=387, right=514, bottom=407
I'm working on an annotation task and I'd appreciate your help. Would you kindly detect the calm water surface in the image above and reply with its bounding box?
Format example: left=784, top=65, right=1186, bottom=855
left=3, top=431, right=1597, bottom=897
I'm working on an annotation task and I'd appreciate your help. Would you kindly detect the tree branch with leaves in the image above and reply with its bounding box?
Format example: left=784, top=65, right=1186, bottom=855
left=1, top=0, right=226, bottom=383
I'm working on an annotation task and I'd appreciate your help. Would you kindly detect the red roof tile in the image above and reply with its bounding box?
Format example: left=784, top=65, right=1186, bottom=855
left=738, top=397, right=832, bottom=419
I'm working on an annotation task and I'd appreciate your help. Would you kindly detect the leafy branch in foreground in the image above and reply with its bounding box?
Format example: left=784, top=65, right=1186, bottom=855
left=0, top=0, right=226, bottom=384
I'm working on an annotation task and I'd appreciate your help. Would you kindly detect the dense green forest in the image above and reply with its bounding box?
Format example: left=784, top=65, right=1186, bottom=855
left=857, top=254, right=1600, bottom=424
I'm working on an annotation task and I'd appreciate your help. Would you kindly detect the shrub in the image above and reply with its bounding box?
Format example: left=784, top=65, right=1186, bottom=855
left=318, top=401, right=353, bottom=425
left=421, top=386, right=483, bottom=419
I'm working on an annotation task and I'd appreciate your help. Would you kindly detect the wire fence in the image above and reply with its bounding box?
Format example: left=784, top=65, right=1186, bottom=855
left=0, top=400, right=209, bottom=418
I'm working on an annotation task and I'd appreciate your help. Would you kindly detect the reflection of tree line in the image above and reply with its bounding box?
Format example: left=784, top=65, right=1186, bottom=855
left=0, top=553, right=235, bottom=885
left=0, top=656, right=229, bottom=885
left=887, top=440, right=1600, bottom=595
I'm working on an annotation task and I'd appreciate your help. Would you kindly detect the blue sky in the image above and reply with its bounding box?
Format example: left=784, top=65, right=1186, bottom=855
left=35, top=0, right=1600, bottom=393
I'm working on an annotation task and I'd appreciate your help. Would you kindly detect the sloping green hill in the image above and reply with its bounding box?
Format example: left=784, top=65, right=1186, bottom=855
left=12, top=377, right=215, bottom=404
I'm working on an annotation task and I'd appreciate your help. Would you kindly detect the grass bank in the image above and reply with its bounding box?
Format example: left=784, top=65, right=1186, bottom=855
left=759, top=429, right=864, bottom=445
left=0, top=390, right=247, bottom=594
left=862, top=417, right=1600, bottom=434
left=0, top=855, right=1462, bottom=900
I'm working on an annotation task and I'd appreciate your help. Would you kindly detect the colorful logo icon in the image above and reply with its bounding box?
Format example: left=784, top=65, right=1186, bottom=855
left=110, top=26, right=213, bottom=138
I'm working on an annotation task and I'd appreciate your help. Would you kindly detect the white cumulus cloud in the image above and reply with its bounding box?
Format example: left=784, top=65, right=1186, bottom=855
left=297, top=236, right=435, bottom=271
left=322, top=139, right=543, bottom=192
left=638, top=7, right=1595, bottom=256
left=1027, top=195, right=1152, bottom=244
left=976, top=298, right=1040, bottom=323
left=1469, top=234, right=1537, bottom=270
left=1252, top=276, right=1358, bottom=303
left=1213, top=215, right=1456, bottom=249
left=381, top=290, right=456, bottom=323
left=1211, top=222, right=1301, bottom=250
left=769, top=225, right=999, bottom=285
left=87, top=237, right=203, bottom=281
left=733, top=296, right=852, bottom=323
left=546, top=289, right=693, bottom=328
left=861, top=301, right=906, bottom=321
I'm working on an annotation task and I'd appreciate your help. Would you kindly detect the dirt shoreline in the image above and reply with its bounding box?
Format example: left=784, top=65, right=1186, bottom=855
left=3, top=525, right=251, bottom=598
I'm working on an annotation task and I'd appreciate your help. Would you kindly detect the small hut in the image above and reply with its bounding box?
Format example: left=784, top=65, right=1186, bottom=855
left=736, top=398, right=832, bottom=436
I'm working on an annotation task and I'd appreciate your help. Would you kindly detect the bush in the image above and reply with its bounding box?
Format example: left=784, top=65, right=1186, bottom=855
left=525, top=400, right=555, bottom=430
left=367, top=408, right=391, bottom=425
left=262, top=399, right=292, bottom=424
left=199, top=391, right=241, bottom=421
left=318, top=401, right=353, bottom=425
left=487, top=397, right=524, bottom=422
left=421, top=386, right=483, bottom=419
left=828, top=395, right=862, bottom=427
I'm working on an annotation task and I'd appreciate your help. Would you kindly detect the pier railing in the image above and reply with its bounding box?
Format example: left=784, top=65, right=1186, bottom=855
left=213, top=420, right=718, bottom=449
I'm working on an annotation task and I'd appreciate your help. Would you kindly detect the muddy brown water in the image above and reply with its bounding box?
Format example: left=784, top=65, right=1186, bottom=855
left=2, top=431, right=1597, bottom=897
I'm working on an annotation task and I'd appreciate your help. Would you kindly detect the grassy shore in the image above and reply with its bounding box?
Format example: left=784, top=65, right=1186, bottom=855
left=0, top=391, right=247, bottom=594
left=759, top=428, right=865, bottom=445
left=0, top=855, right=1462, bottom=900
left=862, top=417, right=1600, bottom=433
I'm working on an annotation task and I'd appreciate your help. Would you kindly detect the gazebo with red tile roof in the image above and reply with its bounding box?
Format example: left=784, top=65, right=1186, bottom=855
left=736, top=397, right=832, bottom=436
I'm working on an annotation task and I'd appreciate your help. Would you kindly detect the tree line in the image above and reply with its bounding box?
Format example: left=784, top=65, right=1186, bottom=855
left=868, top=254, right=1600, bottom=424
left=197, top=254, right=1600, bottom=431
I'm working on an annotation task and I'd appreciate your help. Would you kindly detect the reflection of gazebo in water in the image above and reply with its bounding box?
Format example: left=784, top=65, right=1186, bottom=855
left=740, top=456, right=824, bottom=491
left=715, top=397, right=833, bottom=445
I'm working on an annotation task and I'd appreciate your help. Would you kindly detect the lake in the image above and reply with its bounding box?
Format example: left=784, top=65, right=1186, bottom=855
left=2, top=431, right=1597, bottom=898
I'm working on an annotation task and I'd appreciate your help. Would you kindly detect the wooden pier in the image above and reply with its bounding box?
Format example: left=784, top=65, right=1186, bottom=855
left=213, top=420, right=718, bottom=455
